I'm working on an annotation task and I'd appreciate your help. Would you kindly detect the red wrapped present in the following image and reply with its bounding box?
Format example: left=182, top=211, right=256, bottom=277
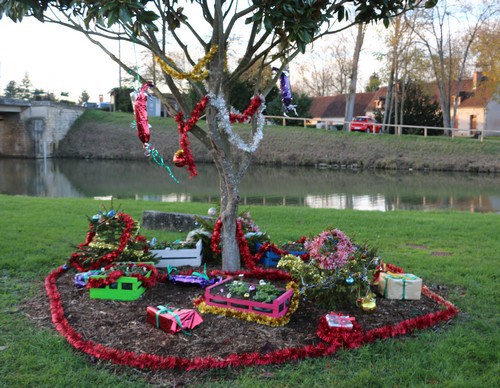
left=325, top=312, right=355, bottom=329
left=146, top=305, right=203, bottom=334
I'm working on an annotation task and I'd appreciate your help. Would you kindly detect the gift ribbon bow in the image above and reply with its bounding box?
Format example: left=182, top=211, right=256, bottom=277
left=191, top=263, right=209, bottom=282
left=326, top=312, right=355, bottom=328
left=155, top=304, right=191, bottom=335
left=383, top=273, right=419, bottom=300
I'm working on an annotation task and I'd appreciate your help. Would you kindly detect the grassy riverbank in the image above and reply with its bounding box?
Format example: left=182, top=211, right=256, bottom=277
left=56, top=110, right=500, bottom=173
left=1, top=195, right=499, bottom=386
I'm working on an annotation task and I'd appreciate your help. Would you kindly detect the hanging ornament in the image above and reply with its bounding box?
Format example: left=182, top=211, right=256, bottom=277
left=272, top=67, right=298, bottom=117
left=172, top=149, right=187, bottom=167
left=131, top=82, right=153, bottom=144
left=131, top=83, right=179, bottom=183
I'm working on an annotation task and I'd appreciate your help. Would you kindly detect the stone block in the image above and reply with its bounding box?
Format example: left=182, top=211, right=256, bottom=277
left=142, top=211, right=211, bottom=232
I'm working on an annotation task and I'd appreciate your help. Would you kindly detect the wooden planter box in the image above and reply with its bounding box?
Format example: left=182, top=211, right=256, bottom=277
left=254, top=242, right=306, bottom=267
left=151, top=239, right=202, bottom=268
left=89, top=271, right=151, bottom=301
left=204, top=277, right=293, bottom=319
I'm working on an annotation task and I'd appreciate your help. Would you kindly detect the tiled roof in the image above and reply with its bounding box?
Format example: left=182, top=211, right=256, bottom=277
left=308, top=73, right=496, bottom=118
left=458, top=81, right=497, bottom=108
left=310, top=92, right=376, bottom=118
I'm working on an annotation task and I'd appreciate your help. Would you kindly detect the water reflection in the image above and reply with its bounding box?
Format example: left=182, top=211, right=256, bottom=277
left=1, top=158, right=499, bottom=213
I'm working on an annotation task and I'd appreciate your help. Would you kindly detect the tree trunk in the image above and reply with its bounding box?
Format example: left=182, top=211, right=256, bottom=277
left=344, top=24, right=365, bottom=131
left=211, top=136, right=242, bottom=271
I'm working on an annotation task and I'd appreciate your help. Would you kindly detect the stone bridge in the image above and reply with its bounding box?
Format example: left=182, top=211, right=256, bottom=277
left=0, top=98, right=85, bottom=158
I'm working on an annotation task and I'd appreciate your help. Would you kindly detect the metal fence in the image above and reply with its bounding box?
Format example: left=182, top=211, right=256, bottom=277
left=264, top=115, right=500, bottom=142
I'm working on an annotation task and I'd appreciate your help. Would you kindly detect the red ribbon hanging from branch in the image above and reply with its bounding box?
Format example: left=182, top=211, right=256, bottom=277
left=174, top=96, right=209, bottom=177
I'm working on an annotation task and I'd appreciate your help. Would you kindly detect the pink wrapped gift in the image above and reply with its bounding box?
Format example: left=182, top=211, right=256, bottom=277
left=325, top=313, right=355, bottom=329
left=146, top=305, right=203, bottom=334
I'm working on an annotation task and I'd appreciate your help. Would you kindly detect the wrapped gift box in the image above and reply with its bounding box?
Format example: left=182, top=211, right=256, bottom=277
left=146, top=305, right=203, bottom=334
left=378, top=272, right=422, bottom=300
left=326, top=313, right=355, bottom=329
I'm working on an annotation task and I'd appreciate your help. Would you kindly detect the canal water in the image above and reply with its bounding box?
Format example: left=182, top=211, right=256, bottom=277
left=1, top=158, right=499, bottom=212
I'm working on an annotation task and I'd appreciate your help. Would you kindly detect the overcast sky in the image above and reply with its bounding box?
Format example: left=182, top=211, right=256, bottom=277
left=0, top=17, right=137, bottom=103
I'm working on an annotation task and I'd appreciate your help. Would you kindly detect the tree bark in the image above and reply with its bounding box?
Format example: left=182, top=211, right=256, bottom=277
left=344, top=24, right=365, bottom=131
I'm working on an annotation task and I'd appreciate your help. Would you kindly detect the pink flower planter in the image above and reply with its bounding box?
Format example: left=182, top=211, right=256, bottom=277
left=204, top=277, right=293, bottom=319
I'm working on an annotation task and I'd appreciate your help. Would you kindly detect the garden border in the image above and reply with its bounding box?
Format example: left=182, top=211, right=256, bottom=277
left=45, top=264, right=459, bottom=371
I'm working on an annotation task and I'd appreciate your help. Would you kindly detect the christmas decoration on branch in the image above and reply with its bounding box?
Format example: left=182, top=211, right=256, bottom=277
left=131, top=83, right=179, bottom=183
left=209, top=93, right=265, bottom=153
left=154, top=45, right=218, bottom=81
left=272, top=67, right=297, bottom=116
left=174, top=96, right=209, bottom=177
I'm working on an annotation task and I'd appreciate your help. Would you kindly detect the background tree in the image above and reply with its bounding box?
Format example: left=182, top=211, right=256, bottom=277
left=266, top=92, right=312, bottom=124
left=295, top=29, right=362, bottom=99
left=471, top=19, right=500, bottom=100
left=111, top=87, right=135, bottom=112
left=0, top=0, right=433, bottom=271
left=375, top=80, right=442, bottom=135
left=365, top=72, right=381, bottom=92
left=18, top=72, right=32, bottom=100
left=344, top=23, right=366, bottom=131
left=3, top=80, right=18, bottom=98
left=78, top=90, right=90, bottom=105
left=411, top=0, right=498, bottom=130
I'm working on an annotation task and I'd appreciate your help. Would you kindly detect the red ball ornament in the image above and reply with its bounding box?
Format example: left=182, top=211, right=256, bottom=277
left=173, top=149, right=187, bottom=167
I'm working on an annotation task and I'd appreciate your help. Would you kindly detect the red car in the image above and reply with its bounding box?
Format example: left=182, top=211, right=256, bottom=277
left=349, top=116, right=382, bottom=133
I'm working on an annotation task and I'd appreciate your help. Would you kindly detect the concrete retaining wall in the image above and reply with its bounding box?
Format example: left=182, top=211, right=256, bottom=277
left=0, top=99, right=85, bottom=158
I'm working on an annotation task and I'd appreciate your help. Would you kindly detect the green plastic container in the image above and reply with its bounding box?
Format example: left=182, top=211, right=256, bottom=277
left=89, top=270, right=151, bottom=301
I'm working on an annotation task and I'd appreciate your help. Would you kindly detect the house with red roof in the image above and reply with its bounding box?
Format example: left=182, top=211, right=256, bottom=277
left=308, top=71, right=499, bottom=136
left=309, top=92, right=376, bottom=128
left=454, top=73, right=499, bottom=137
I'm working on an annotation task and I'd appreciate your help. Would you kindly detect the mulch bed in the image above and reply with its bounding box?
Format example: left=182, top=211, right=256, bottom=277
left=23, top=266, right=458, bottom=386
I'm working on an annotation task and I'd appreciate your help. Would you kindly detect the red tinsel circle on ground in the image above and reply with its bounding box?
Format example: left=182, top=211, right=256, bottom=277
left=45, top=265, right=459, bottom=371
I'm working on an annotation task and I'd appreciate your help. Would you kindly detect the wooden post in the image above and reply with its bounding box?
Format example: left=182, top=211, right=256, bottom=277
left=424, top=127, right=427, bottom=137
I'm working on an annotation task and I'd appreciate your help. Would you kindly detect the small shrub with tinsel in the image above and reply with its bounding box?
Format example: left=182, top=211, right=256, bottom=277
left=69, top=208, right=153, bottom=271
left=277, top=228, right=379, bottom=308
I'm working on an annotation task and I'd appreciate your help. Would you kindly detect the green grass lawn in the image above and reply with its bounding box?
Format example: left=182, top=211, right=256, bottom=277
left=0, top=195, right=499, bottom=386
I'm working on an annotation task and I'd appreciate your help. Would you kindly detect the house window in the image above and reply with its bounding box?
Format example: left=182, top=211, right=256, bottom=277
left=470, top=115, right=477, bottom=130
left=451, top=96, right=462, bottom=106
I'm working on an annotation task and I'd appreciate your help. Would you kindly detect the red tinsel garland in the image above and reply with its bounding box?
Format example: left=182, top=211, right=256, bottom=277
left=236, top=220, right=259, bottom=269
left=86, top=263, right=158, bottom=289
left=210, top=218, right=223, bottom=255
left=175, top=96, right=209, bottom=177
left=68, top=213, right=144, bottom=272
left=174, top=94, right=263, bottom=177
left=229, top=96, right=262, bottom=123
left=210, top=218, right=261, bottom=270
left=45, top=265, right=459, bottom=371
